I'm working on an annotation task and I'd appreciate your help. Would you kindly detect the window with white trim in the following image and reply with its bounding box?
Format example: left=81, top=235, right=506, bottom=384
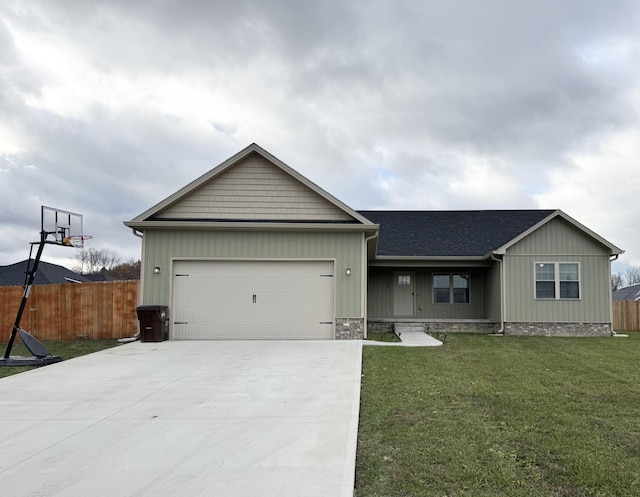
left=433, top=273, right=470, bottom=303
left=535, top=262, right=580, bottom=299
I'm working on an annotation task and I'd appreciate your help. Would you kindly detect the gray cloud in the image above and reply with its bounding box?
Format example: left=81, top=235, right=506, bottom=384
left=1, top=0, right=639, bottom=270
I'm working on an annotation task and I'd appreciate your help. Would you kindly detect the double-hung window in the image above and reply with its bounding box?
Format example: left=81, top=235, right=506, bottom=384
left=535, top=262, right=580, bottom=299
left=433, top=273, right=470, bottom=304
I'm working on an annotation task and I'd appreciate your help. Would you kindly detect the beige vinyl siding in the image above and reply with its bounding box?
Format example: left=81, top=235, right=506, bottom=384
left=156, top=153, right=354, bottom=222
left=504, top=217, right=612, bottom=323
left=367, top=268, right=486, bottom=319
left=141, top=230, right=363, bottom=318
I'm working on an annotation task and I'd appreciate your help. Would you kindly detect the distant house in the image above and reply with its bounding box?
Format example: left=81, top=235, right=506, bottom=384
left=125, top=143, right=624, bottom=339
left=613, top=284, right=640, bottom=301
left=0, top=260, right=89, bottom=286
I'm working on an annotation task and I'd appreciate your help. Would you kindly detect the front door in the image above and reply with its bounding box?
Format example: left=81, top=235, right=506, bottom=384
left=393, top=272, right=415, bottom=317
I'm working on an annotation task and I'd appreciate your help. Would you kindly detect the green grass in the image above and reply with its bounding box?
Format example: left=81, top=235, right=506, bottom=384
left=356, top=332, right=640, bottom=497
left=0, top=340, right=119, bottom=379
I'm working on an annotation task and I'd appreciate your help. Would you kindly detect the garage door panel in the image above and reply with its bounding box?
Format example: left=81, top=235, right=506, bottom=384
left=173, top=261, right=334, bottom=339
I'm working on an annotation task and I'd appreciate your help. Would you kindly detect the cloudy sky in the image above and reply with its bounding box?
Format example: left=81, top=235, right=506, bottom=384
left=1, top=0, right=639, bottom=276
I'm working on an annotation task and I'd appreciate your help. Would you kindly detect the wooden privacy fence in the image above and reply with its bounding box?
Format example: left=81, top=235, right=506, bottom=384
left=1, top=280, right=139, bottom=342
left=613, top=300, right=640, bottom=332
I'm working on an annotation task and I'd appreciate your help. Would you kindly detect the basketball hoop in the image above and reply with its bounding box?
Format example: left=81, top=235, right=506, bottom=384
left=63, top=235, right=93, bottom=249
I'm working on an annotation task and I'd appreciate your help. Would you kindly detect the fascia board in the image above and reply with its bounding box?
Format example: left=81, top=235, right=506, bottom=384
left=123, top=220, right=380, bottom=233
left=368, top=256, right=491, bottom=268
left=373, top=255, right=486, bottom=261
left=491, top=209, right=624, bottom=256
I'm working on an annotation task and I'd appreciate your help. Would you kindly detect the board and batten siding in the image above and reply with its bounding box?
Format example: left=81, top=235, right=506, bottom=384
left=157, top=153, right=354, bottom=222
left=141, top=230, right=363, bottom=318
left=367, top=268, right=486, bottom=319
left=483, top=263, right=502, bottom=322
left=504, top=217, right=612, bottom=323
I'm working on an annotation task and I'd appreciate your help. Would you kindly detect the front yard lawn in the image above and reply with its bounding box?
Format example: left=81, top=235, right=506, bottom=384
left=356, top=333, right=640, bottom=497
left=0, top=340, right=119, bottom=379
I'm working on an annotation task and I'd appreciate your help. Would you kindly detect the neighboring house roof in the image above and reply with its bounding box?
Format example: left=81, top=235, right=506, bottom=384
left=612, top=284, right=640, bottom=301
left=358, top=209, right=624, bottom=258
left=0, top=260, right=89, bottom=286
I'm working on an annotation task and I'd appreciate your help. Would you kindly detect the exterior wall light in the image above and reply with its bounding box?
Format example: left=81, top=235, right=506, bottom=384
left=346, top=267, right=351, bottom=276
left=153, top=266, right=161, bottom=274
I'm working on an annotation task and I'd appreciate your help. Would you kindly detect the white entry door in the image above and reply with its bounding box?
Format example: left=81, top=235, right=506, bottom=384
left=172, top=260, right=335, bottom=339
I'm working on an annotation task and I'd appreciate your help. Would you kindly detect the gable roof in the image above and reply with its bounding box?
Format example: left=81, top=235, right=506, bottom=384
left=0, top=260, right=88, bottom=286
left=126, top=143, right=374, bottom=228
left=491, top=209, right=623, bottom=256
left=359, top=210, right=556, bottom=257
left=359, top=209, right=623, bottom=259
left=612, top=283, right=640, bottom=301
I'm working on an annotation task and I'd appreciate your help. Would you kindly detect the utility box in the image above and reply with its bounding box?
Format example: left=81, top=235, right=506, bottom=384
left=136, top=305, right=169, bottom=342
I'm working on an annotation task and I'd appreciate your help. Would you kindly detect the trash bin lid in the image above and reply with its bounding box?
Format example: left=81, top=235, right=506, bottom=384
left=136, top=305, right=169, bottom=311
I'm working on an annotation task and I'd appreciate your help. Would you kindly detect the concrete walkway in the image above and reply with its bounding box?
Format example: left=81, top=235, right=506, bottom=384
left=0, top=340, right=362, bottom=497
left=364, top=331, right=443, bottom=347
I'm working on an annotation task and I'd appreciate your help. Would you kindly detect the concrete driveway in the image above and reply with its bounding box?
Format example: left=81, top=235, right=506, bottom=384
left=0, top=340, right=362, bottom=497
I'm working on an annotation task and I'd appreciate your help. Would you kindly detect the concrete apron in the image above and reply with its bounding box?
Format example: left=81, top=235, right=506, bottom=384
left=0, top=340, right=363, bottom=497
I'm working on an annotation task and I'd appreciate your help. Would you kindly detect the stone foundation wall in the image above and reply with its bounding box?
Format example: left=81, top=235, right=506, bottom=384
left=505, top=322, right=613, bottom=337
left=335, top=318, right=365, bottom=339
left=367, top=321, right=500, bottom=334
left=426, top=321, right=501, bottom=334
left=367, top=321, right=394, bottom=333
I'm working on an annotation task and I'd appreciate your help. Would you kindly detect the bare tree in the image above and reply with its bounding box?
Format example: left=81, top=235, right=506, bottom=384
left=74, top=248, right=121, bottom=275
left=626, top=266, right=640, bottom=286
left=109, top=259, right=141, bottom=280
left=611, top=273, right=625, bottom=292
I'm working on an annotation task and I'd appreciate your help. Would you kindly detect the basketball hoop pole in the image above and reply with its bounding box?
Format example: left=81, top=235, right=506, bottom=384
left=2, top=205, right=86, bottom=366
left=3, top=230, right=47, bottom=359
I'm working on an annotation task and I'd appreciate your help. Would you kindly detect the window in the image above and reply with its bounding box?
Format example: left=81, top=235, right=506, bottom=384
left=433, top=273, right=470, bottom=304
left=398, top=275, right=411, bottom=286
left=535, top=262, right=580, bottom=299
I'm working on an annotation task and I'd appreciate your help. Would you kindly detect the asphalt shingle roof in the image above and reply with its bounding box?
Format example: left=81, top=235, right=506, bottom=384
left=612, top=283, right=640, bottom=301
left=0, top=260, right=88, bottom=286
left=358, top=210, right=556, bottom=257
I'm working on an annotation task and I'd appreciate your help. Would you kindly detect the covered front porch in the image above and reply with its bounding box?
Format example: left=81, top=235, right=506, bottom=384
left=366, top=263, right=502, bottom=334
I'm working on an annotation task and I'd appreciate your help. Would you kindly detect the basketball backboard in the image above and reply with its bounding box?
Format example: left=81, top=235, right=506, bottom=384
left=41, top=206, right=85, bottom=246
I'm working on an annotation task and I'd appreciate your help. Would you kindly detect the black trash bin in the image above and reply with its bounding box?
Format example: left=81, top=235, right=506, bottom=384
left=136, top=305, right=169, bottom=342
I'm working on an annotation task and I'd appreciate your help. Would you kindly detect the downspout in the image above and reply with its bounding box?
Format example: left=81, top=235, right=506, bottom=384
left=610, top=254, right=619, bottom=336
left=131, top=228, right=145, bottom=306
left=118, top=228, right=145, bottom=344
left=490, top=253, right=505, bottom=335
left=362, top=230, right=379, bottom=339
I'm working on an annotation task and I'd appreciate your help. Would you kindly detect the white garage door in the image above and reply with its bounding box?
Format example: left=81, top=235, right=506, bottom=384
left=172, top=260, right=335, bottom=339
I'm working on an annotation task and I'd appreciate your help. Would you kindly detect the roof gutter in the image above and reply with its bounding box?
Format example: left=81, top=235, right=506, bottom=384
left=124, top=221, right=378, bottom=233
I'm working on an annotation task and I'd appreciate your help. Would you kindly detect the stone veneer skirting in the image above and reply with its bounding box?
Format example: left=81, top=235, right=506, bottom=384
left=335, top=318, right=365, bottom=339
left=367, top=320, right=500, bottom=334
left=504, top=322, right=613, bottom=337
